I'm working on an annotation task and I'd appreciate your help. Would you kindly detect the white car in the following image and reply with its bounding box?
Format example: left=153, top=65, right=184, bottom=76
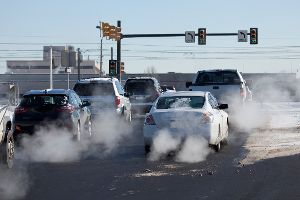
left=143, top=91, right=229, bottom=153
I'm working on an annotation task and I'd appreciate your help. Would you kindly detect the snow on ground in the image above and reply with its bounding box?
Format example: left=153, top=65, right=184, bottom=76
left=240, top=102, right=300, bottom=165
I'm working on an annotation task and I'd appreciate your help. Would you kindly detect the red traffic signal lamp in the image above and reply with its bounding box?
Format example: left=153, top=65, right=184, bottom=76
left=250, top=28, right=258, bottom=44
left=198, top=28, right=206, bottom=45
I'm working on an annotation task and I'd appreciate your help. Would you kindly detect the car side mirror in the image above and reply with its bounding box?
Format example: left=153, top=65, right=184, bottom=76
left=218, top=104, right=228, bottom=110
left=186, top=81, right=192, bottom=88
left=81, top=100, right=91, bottom=107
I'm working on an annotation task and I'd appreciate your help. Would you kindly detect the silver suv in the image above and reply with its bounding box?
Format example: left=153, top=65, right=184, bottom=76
left=73, top=78, right=132, bottom=121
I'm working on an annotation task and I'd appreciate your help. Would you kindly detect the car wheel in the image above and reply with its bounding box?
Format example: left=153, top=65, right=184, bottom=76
left=84, top=118, right=92, bottom=137
left=145, top=145, right=151, bottom=155
left=1, top=129, right=14, bottom=168
left=127, top=111, right=132, bottom=123
left=214, top=125, right=221, bottom=152
left=74, top=122, right=81, bottom=141
left=214, top=142, right=221, bottom=152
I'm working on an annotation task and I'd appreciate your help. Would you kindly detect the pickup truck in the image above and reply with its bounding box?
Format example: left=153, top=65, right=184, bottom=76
left=186, top=69, right=249, bottom=104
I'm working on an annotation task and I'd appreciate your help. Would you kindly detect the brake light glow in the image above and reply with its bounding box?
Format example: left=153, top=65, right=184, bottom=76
left=55, top=105, right=75, bottom=113
left=145, top=114, right=156, bottom=125
left=240, top=87, right=246, bottom=98
left=15, top=107, right=29, bottom=114
left=201, top=112, right=214, bottom=123
left=115, top=96, right=121, bottom=107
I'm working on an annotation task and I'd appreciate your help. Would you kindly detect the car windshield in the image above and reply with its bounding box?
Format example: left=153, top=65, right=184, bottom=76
left=20, top=95, right=68, bottom=106
left=74, top=83, right=114, bottom=96
left=195, top=71, right=241, bottom=85
left=156, top=96, right=205, bottom=109
left=125, top=79, right=156, bottom=95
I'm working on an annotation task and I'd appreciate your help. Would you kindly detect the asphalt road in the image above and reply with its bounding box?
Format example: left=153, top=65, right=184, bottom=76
left=3, top=102, right=300, bottom=200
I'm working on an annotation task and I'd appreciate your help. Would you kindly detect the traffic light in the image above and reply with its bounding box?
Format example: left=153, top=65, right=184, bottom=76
left=102, top=22, right=111, bottom=37
left=109, top=25, right=116, bottom=40
left=250, top=28, right=258, bottom=44
left=115, top=27, right=121, bottom=41
left=109, top=60, right=117, bottom=76
left=120, top=62, right=125, bottom=74
left=198, top=28, right=206, bottom=45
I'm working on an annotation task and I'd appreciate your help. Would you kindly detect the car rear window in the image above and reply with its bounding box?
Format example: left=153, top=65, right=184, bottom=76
left=74, top=83, right=114, bottom=96
left=20, top=95, right=68, bottom=106
left=156, top=96, right=205, bottom=109
left=195, top=71, right=241, bottom=85
left=125, top=79, right=155, bottom=95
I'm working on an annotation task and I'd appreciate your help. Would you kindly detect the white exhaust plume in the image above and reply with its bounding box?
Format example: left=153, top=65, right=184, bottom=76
left=148, top=129, right=212, bottom=163
left=148, top=130, right=181, bottom=161
left=16, top=111, right=133, bottom=163
left=91, top=112, right=133, bottom=155
left=176, top=136, right=212, bottom=163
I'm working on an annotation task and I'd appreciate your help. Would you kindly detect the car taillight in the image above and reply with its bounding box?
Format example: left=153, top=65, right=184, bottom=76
left=115, top=96, right=121, bottom=107
left=56, top=105, right=75, bottom=113
left=15, top=107, right=29, bottom=114
left=240, top=87, right=246, bottom=98
left=145, top=114, right=156, bottom=125
left=201, top=112, right=214, bottom=123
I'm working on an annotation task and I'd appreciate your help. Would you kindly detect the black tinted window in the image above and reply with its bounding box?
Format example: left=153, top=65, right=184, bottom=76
left=156, top=96, right=205, bottom=109
left=195, top=71, right=241, bottom=85
left=125, top=79, right=155, bottom=95
left=20, top=95, right=68, bottom=106
left=74, top=83, right=114, bottom=96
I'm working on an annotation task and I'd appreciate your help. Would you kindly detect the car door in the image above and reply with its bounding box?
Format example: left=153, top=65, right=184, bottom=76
left=72, top=92, right=89, bottom=125
left=115, top=80, right=131, bottom=116
left=208, top=93, right=224, bottom=137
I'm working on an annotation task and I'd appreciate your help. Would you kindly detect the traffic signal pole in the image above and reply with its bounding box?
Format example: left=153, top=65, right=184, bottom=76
left=117, top=20, right=121, bottom=81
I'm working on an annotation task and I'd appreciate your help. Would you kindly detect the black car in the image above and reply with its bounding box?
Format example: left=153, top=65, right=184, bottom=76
left=13, top=89, right=92, bottom=141
left=124, top=77, right=162, bottom=118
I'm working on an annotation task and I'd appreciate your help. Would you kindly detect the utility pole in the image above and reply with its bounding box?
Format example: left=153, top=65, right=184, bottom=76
left=50, top=47, right=53, bottom=89
left=77, top=48, right=81, bottom=80
left=111, top=47, right=113, bottom=60
left=100, top=37, right=103, bottom=77
left=96, top=22, right=103, bottom=77
left=117, top=20, right=121, bottom=81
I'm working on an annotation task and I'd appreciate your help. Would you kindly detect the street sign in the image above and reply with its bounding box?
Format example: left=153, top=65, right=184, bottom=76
left=185, top=31, right=195, bottom=43
left=238, top=30, right=247, bottom=42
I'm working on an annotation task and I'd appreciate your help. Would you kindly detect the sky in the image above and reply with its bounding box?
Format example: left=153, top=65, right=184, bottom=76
left=1, top=0, right=300, bottom=74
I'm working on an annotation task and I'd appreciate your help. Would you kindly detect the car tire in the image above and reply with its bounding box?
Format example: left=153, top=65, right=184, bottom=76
left=0, top=129, right=14, bottom=169
left=74, top=122, right=81, bottom=142
left=84, top=117, right=92, bottom=138
left=127, top=111, right=132, bottom=123
left=145, top=145, right=151, bottom=155
left=214, top=142, right=221, bottom=152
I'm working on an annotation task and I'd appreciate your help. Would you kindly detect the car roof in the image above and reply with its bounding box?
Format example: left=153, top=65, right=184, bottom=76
left=126, top=77, right=158, bottom=81
left=197, top=69, right=238, bottom=73
left=160, top=91, right=206, bottom=97
left=24, top=89, right=72, bottom=96
left=76, top=77, right=116, bottom=84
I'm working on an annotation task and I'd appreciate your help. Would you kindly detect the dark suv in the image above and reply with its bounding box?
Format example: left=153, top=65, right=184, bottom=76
left=13, top=89, right=92, bottom=141
left=124, top=77, right=162, bottom=118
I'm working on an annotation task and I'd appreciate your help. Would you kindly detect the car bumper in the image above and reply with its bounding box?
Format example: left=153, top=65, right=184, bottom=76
left=131, top=103, right=153, bottom=118
left=143, top=123, right=219, bottom=146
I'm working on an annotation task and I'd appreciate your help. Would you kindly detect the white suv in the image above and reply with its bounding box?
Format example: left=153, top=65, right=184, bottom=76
left=73, top=78, right=132, bottom=121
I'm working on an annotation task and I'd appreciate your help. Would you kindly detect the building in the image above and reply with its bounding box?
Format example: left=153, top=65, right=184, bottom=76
left=6, top=46, right=100, bottom=74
